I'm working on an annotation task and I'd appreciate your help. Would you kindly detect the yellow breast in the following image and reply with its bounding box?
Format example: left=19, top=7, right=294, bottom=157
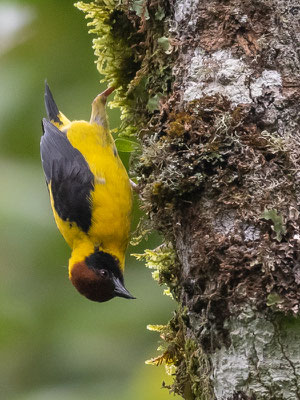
left=50, top=121, right=132, bottom=270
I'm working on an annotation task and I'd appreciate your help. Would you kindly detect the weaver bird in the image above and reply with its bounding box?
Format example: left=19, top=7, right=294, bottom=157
left=41, top=82, right=134, bottom=302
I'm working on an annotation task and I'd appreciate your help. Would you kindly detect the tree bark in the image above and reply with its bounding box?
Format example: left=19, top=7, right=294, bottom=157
left=163, top=1, right=300, bottom=398
left=78, top=0, right=300, bottom=398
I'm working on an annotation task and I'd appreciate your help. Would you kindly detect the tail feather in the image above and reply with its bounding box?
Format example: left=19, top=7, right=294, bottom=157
left=44, top=81, right=62, bottom=125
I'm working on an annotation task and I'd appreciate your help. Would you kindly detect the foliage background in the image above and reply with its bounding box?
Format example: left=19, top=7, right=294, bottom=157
left=0, top=1, right=176, bottom=398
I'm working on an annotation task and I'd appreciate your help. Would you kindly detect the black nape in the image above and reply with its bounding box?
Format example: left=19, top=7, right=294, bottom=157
left=85, top=251, right=123, bottom=281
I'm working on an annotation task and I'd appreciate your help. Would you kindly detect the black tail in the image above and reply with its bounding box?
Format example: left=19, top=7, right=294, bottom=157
left=44, top=81, right=61, bottom=125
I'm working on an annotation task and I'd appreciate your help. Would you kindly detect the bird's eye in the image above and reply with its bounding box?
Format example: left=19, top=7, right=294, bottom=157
left=99, top=269, right=109, bottom=279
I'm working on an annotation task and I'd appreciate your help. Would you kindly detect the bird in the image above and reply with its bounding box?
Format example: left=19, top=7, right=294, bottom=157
left=40, top=82, right=135, bottom=303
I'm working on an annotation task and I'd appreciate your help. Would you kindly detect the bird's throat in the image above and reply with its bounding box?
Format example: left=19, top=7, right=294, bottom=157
left=68, top=240, right=95, bottom=278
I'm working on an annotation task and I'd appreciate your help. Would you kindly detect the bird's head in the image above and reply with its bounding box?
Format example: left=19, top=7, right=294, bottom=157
left=70, top=251, right=135, bottom=303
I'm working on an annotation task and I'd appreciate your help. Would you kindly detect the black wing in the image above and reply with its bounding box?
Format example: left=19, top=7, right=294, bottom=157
left=41, top=118, right=94, bottom=233
left=44, top=81, right=62, bottom=125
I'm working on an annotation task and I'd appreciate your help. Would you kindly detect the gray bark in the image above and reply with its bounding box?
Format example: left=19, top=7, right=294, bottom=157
left=139, top=0, right=300, bottom=398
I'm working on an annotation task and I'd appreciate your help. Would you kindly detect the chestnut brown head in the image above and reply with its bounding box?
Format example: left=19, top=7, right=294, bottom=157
left=70, top=251, right=135, bottom=302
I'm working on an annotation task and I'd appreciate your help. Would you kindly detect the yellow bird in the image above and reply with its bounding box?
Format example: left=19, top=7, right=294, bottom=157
left=41, top=83, right=134, bottom=302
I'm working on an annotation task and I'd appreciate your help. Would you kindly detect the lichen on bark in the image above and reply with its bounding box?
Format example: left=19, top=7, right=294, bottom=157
left=77, top=0, right=300, bottom=398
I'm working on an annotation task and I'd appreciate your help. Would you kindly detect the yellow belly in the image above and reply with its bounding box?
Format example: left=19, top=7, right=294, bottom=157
left=50, top=121, right=132, bottom=270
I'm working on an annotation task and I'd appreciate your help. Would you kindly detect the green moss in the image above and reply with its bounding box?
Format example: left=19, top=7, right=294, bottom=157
left=133, top=96, right=237, bottom=234
left=75, top=1, right=145, bottom=136
left=267, top=292, right=284, bottom=307
left=75, top=0, right=174, bottom=138
left=132, top=243, right=214, bottom=398
left=132, top=242, right=179, bottom=297
left=261, top=209, right=287, bottom=241
left=146, top=309, right=213, bottom=399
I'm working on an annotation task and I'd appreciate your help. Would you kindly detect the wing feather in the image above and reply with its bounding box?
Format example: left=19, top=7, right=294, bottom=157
left=41, top=119, right=94, bottom=233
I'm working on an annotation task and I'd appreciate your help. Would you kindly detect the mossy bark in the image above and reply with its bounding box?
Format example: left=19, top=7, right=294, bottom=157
left=78, top=0, right=300, bottom=398
left=140, top=0, right=300, bottom=398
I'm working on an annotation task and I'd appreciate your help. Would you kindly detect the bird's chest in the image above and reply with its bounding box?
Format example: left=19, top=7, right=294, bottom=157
left=68, top=126, right=132, bottom=248
left=89, top=165, right=132, bottom=249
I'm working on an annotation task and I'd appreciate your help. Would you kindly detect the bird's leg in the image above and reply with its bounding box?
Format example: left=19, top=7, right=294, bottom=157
left=99, top=87, right=115, bottom=98
left=90, top=87, right=115, bottom=127
left=130, top=179, right=140, bottom=194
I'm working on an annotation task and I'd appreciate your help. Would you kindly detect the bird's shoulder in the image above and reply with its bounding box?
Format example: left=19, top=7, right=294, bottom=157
left=66, top=121, right=128, bottom=186
left=41, top=119, right=94, bottom=233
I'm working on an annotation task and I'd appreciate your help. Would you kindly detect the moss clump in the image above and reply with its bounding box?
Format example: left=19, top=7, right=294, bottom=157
left=134, top=95, right=240, bottom=233
left=75, top=2, right=141, bottom=91
left=75, top=0, right=145, bottom=136
left=166, top=112, right=196, bottom=138
left=132, top=242, right=180, bottom=298
left=75, top=0, right=175, bottom=138
left=134, top=242, right=213, bottom=398
left=146, top=309, right=213, bottom=400
left=134, top=91, right=300, bottom=317
left=135, top=93, right=296, bottom=236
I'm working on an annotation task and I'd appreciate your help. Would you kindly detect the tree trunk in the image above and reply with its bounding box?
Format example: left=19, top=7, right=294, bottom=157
left=77, top=0, right=300, bottom=398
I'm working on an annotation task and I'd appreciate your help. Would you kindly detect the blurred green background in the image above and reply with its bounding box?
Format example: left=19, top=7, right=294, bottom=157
left=0, top=1, right=177, bottom=399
